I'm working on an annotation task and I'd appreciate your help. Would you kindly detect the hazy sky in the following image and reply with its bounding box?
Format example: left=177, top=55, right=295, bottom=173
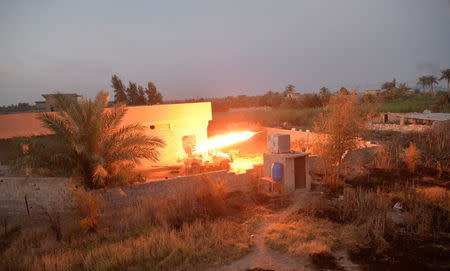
left=1, top=0, right=449, bottom=105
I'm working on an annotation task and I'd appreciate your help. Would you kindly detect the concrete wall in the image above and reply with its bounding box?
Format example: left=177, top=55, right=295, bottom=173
left=263, top=153, right=311, bottom=193
left=0, top=102, right=212, bottom=166
left=264, top=127, right=323, bottom=153
left=264, top=127, right=370, bottom=154
left=0, top=169, right=258, bottom=223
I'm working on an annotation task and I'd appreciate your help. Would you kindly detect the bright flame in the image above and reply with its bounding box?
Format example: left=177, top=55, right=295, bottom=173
left=230, top=156, right=263, bottom=174
left=193, top=131, right=256, bottom=153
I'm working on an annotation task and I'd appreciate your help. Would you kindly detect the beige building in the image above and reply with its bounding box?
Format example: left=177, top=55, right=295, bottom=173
left=364, top=89, right=381, bottom=95
left=0, top=102, right=212, bottom=167
left=41, top=93, right=80, bottom=112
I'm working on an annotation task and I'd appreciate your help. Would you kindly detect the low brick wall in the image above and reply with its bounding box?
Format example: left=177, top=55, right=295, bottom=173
left=263, top=127, right=370, bottom=153
left=0, top=169, right=258, bottom=224
left=263, top=127, right=322, bottom=152
left=367, top=123, right=430, bottom=133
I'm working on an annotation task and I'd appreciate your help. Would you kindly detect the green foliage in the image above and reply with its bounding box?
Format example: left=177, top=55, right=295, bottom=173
left=439, top=68, right=450, bottom=99
left=212, top=107, right=321, bottom=128
left=37, top=91, right=165, bottom=188
left=377, top=92, right=438, bottom=113
left=111, top=74, right=127, bottom=104
left=145, top=82, right=163, bottom=105
left=418, top=75, right=438, bottom=93
left=0, top=103, right=36, bottom=114
left=381, top=78, right=396, bottom=91
left=111, top=74, right=163, bottom=105
left=9, top=135, right=74, bottom=176
left=431, top=93, right=450, bottom=112
left=301, top=93, right=324, bottom=108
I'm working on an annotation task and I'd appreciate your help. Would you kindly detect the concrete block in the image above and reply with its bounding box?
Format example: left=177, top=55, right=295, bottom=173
left=267, top=134, right=290, bottom=153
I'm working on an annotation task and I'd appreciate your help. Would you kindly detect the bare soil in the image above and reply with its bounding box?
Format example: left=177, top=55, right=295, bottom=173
left=217, top=191, right=314, bottom=271
left=217, top=191, right=362, bottom=271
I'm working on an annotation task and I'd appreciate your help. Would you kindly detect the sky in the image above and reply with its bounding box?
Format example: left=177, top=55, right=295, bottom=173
left=0, top=0, right=450, bottom=106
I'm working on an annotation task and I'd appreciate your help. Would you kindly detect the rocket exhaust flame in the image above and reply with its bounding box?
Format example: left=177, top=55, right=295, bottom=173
left=193, top=131, right=257, bottom=153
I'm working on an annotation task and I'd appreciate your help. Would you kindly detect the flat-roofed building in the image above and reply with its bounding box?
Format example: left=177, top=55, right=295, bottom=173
left=41, top=93, right=80, bottom=112
left=0, top=102, right=212, bottom=167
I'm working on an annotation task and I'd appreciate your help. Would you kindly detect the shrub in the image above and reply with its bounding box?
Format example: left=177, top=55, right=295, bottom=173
left=400, top=142, right=421, bottom=172
left=107, top=176, right=229, bottom=232
left=372, top=145, right=394, bottom=169
left=72, top=187, right=104, bottom=232
left=313, top=93, right=366, bottom=186
left=395, top=187, right=450, bottom=238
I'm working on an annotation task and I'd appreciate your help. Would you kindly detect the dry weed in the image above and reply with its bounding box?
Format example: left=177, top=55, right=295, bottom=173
left=264, top=216, right=338, bottom=259
left=72, top=187, right=104, bottom=232
left=400, top=142, right=421, bottom=172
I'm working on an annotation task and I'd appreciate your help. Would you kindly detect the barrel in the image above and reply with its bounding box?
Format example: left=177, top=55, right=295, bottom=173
left=271, top=162, right=283, bottom=182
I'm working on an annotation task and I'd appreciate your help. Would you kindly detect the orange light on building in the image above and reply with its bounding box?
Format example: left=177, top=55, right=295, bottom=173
left=193, top=131, right=256, bottom=153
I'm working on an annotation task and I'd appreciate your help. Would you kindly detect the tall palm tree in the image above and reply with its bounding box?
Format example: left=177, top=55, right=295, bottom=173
left=418, top=76, right=428, bottom=92
left=427, top=75, right=438, bottom=95
left=439, top=69, right=450, bottom=99
left=39, top=91, right=165, bottom=189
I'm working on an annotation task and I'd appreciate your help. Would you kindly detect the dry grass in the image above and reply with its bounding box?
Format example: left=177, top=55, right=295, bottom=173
left=265, top=217, right=338, bottom=258
left=265, top=185, right=449, bottom=267
left=400, top=142, right=421, bottom=173
left=1, top=219, right=252, bottom=271
left=371, top=120, right=450, bottom=173
left=72, top=187, right=104, bottom=233
left=0, top=178, right=266, bottom=271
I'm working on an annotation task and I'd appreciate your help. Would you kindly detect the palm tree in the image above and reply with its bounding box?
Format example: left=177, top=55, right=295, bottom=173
left=418, top=76, right=428, bottom=92
left=284, top=84, right=295, bottom=96
left=439, top=69, right=450, bottom=99
left=427, top=75, right=438, bottom=95
left=39, top=91, right=165, bottom=189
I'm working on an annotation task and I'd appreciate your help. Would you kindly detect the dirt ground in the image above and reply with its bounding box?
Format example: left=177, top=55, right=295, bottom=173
left=216, top=191, right=361, bottom=271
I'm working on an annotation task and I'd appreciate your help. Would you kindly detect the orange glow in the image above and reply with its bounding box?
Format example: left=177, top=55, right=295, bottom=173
left=230, top=156, right=263, bottom=174
left=193, top=131, right=256, bottom=153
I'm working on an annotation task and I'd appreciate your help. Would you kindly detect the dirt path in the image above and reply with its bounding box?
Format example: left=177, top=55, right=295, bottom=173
left=217, top=190, right=361, bottom=271
left=217, top=190, right=315, bottom=271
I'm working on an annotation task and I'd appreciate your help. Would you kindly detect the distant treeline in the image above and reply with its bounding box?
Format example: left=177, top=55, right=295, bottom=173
left=0, top=103, right=37, bottom=114
left=169, top=85, right=334, bottom=113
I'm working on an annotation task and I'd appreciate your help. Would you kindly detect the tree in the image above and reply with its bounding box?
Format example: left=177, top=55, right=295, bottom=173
left=418, top=75, right=438, bottom=94
left=126, top=81, right=141, bottom=105
left=38, top=92, right=165, bottom=189
left=397, top=82, right=410, bottom=92
left=439, top=69, right=450, bottom=100
left=427, top=75, right=438, bottom=94
left=111, top=75, right=127, bottom=104
left=111, top=75, right=163, bottom=106
left=319, top=86, right=331, bottom=104
left=313, top=93, right=365, bottom=186
left=338, top=87, right=349, bottom=95
left=381, top=78, right=396, bottom=91
left=418, top=76, right=428, bottom=92
left=137, top=86, right=148, bottom=105
left=145, top=82, right=163, bottom=105
left=284, top=84, right=295, bottom=96
left=384, top=82, right=410, bottom=101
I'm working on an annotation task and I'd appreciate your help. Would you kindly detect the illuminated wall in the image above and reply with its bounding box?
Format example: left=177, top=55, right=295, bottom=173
left=0, top=102, right=212, bottom=167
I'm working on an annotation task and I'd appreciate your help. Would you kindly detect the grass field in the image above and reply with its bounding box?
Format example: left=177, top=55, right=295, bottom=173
left=377, top=93, right=450, bottom=113
left=377, top=97, right=435, bottom=113
left=212, top=107, right=321, bottom=129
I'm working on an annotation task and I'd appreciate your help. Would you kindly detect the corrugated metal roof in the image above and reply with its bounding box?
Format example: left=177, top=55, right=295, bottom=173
left=407, top=113, right=450, bottom=121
